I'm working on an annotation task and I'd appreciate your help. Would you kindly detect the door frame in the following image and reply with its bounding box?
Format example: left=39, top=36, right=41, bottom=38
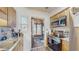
left=31, top=17, right=45, bottom=48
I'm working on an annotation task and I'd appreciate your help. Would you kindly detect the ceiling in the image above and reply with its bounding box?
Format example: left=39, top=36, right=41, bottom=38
left=28, top=7, right=60, bottom=13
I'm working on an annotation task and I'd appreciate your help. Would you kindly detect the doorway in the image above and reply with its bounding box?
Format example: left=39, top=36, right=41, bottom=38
left=31, top=17, right=44, bottom=49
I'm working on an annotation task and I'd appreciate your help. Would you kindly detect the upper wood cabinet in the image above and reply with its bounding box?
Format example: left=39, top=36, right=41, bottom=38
left=0, top=7, right=7, bottom=26
left=51, top=14, right=58, bottom=20
left=0, top=7, right=16, bottom=27
left=58, top=11, right=66, bottom=18
left=8, top=7, right=16, bottom=27
left=0, top=7, right=7, bottom=14
left=50, top=8, right=70, bottom=28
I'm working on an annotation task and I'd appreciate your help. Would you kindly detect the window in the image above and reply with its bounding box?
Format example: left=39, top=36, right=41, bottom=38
left=37, top=24, right=42, bottom=35
left=20, top=16, right=27, bottom=30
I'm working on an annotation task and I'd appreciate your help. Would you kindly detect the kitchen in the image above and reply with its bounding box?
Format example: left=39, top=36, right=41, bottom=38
left=47, top=7, right=79, bottom=51
left=0, top=7, right=79, bottom=51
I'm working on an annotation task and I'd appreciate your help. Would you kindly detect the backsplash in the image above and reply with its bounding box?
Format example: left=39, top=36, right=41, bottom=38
left=0, top=27, right=19, bottom=39
left=0, top=27, right=10, bottom=32
left=0, top=27, right=11, bottom=39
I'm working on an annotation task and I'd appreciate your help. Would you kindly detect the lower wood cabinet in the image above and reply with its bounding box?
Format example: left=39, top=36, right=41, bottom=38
left=0, top=7, right=7, bottom=26
left=13, top=38, right=23, bottom=51
left=62, top=39, right=69, bottom=51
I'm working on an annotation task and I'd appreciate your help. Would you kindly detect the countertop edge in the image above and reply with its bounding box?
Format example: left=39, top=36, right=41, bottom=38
left=8, top=38, right=21, bottom=51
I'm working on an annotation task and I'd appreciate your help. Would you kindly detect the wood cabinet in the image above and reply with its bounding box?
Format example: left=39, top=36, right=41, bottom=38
left=0, top=8, right=7, bottom=26
left=62, top=39, right=69, bottom=51
left=8, top=7, right=16, bottom=27
left=51, top=15, right=58, bottom=20
left=50, top=9, right=70, bottom=28
left=0, top=7, right=7, bottom=14
left=0, top=7, right=16, bottom=27
left=58, top=11, right=66, bottom=18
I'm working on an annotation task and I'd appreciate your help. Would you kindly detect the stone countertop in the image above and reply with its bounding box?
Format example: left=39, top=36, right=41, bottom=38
left=0, top=37, right=22, bottom=51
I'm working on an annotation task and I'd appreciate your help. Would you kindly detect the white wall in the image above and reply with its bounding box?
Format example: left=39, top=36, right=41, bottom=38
left=14, top=7, right=50, bottom=51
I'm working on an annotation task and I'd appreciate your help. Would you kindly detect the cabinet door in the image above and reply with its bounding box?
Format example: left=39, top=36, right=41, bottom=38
left=0, top=7, right=7, bottom=14
left=58, top=11, right=65, bottom=18
left=51, top=15, right=58, bottom=20
left=0, top=9, right=7, bottom=26
left=8, top=7, right=16, bottom=27
left=62, top=40, right=69, bottom=51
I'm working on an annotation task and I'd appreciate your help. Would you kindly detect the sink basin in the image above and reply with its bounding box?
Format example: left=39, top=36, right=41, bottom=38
left=0, top=40, right=17, bottom=51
